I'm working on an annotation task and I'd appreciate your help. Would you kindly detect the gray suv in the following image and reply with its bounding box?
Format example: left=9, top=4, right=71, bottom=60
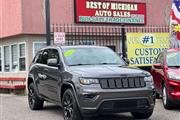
left=28, top=46, right=155, bottom=120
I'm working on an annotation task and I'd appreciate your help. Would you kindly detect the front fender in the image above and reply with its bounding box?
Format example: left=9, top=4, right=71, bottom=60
left=60, top=81, right=81, bottom=108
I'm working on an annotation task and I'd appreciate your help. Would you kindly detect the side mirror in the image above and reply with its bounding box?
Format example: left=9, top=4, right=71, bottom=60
left=153, top=63, right=162, bottom=69
left=47, top=58, right=59, bottom=67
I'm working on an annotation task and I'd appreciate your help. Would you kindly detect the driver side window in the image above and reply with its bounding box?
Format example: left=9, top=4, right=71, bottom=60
left=48, top=49, right=60, bottom=63
left=41, top=50, right=49, bottom=65
left=40, top=49, right=60, bottom=65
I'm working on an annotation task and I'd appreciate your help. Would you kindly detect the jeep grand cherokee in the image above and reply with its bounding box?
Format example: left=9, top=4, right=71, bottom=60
left=27, top=46, right=155, bottom=120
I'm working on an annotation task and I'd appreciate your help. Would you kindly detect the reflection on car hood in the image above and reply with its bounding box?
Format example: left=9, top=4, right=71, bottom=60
left=70, top=65, right=146, bottom=78
left=168, top=68, right=180, bottom=74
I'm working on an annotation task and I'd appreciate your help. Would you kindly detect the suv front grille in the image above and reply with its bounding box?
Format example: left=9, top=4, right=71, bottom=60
left=99, top=77, right=146, bottom=89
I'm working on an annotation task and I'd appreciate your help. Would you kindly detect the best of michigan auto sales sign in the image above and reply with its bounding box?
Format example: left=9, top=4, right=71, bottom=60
left=127, top=33, right=170, bottom=67
left=75, top=0, right=146, bottom=24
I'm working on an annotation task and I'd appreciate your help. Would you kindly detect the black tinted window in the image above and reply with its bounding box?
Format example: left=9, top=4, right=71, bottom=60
left=49, top=49, right=60, bottom=62
left=41, top=50, right=49, bottom=64
left=33, top=50, right=43, bottom=63
left=40, top=49, right=60, bottom=65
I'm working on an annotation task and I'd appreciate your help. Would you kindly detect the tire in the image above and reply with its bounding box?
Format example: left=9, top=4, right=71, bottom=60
left=28, top=83, right=44, bottom=110
left=162, top=84, right=173, bottom=109
left=131, top=109, right=153, bottom=119
left=62, top=89, right=83, bottom=120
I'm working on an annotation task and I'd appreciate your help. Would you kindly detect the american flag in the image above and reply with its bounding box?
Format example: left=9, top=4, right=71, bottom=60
left=170, top=0, right=180, bottom=25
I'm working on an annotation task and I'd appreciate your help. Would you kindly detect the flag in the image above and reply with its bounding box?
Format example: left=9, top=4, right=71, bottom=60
left=170, top=0, right=180, bottom=48
left=170, top=0, right=180, bottom=25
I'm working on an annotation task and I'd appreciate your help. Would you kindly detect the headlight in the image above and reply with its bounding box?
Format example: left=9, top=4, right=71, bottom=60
left=143, top=71, right=151, bottom=76
left=79, top=78, right=99, bottom=85
left=144, top=76, right=154, bottom=88
left=168, top=72, right=180, bottom=80
left=144, top=76, right=153, bottom=82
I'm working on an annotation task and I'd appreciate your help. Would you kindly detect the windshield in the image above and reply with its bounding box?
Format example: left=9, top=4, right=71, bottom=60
left=62, top=47, right=126, bottom=66
left=166, top=51, right=180, bottom=67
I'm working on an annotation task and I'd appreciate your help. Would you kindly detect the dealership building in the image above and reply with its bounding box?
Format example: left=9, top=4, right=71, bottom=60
left=0, top=0, right=171, bottom=92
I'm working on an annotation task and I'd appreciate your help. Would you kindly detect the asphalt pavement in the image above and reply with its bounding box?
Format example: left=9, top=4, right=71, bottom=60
left=0, top=94, right=180, bottom=120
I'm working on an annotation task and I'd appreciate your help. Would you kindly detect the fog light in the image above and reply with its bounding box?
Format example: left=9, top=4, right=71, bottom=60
left=82, top=93, right=97, bottom=99
left=137, top=100, right=148, bottom=108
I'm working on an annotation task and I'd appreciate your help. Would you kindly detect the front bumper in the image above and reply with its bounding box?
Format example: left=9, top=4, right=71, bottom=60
left=168, top=80, right=180, bottom=100
left=76, top=85, right=155, bottom=115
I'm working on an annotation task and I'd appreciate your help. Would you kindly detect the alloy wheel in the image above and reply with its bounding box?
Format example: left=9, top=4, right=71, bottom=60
left=63, top=94, right=73, bottom=120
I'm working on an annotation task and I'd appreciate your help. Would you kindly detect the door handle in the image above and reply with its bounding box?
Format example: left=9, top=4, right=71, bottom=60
left=38, top=73, right=47, bottom=80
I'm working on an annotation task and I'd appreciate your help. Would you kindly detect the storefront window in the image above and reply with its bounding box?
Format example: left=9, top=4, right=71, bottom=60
left=11, top=45, right=18, bottom=72
left=19, top=44, right=26, bottom=71
left=4, top=46, right=10, bottom=72
left=0, top=43, right=26, bottom=72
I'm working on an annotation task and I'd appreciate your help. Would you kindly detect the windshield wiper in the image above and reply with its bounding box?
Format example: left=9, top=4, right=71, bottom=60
left=99, top=63, right=116, bottom=64
left=70, top=62, right=117, bottom=66
left=69, top=64, right=93, bottom=66
left=98, top=63, right=122, bottom=65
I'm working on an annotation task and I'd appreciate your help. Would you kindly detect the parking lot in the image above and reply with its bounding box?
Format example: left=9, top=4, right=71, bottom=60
left=0, top=94, right=180, bottom=120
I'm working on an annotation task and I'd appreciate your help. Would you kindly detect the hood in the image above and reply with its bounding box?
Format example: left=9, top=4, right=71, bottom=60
left=70, top=65, right=147, bottom=78
left=168, top=68, right=180, bottom=74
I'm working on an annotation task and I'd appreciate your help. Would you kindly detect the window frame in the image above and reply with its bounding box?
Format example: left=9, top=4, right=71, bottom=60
left=33, top=50, right=43, bottom=64
left=3, top=45, right=11, bottom=72
left=0, top=42, right=26, bottom=72
left=11, top=44, right=19, bottom=72
left=19, top=43, right=26, bottom=71
left=37, top=48, right=60, bottom=66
